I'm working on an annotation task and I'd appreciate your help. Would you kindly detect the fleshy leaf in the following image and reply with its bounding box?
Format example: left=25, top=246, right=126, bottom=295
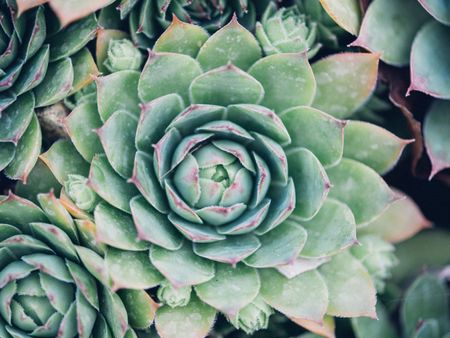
left=417, top=0, right=450, bottom=24
left=291, top=316, right=336, bottom=338
left=423, top=100, right=450, bottom=178
left=288, top=148, right=330, bottom=220
left=119, top=289, right=158, bottom=329
left=319, top=0, right=361, bottom=35
left=0, top=192, right=46, bottom=232
left=359, top=189, right=431, bottom=243
left=276, top=257, right=331, bottom=279
left=319, top=251, right=377, bottom=318
left=155, top=295, right=216, bottom=338
left=249, top=53, right=316, bottom=113
left=97, top=110, right=137, bottom=178
left=138, top=52, right=202, bottom=104
left=409, top=22, right=450, bottom=99
left=96, top=29, right=129, bottom=74
left=244, top=221, right=307, bottom=268
left=40, top=140, right=89, bottom=185
left=326, top=158, right=396, bottom=225
left=64, top=102, right=103, bottom=163
left=352, top=0, right=429, bottom=66
left=154, top=16, right=209, bottom=58
left=196, top=15, right=261, bottom=71
left=189, top=64, right=264, bottom=106
left=259, top=269, right=328, bottom=322
left=301, top=198, right=357, bottom=258
left=344, top=121, right=412, bottom=174
left=106, top=247, right=162, bottom=290
left=150, top=242, right=214, bottom=288
left=401, top=274, right=449, bottom=337
left=88, top=155, right=138, bottom=213
left=311, top=53, right=379, bottom=119
left=94, top=202, right=148, bottom=251
left=96, top=70, right=141, bottom=121
left=69, top=48, right=99, bottom=95
left=281, top=106, right=345, bottom=167
left=351, top=303, right=398, bottom=338
left=195, top=263, right=260, bottom=315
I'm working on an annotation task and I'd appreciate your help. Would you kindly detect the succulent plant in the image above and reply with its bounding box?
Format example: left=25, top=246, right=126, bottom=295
left=37, top=16, right=415, bottom=338
left=0, top=2, right=99, bottom=182
left=0, top=191, right=157, bottom=337
left=349, top=0, right=450, bottom=179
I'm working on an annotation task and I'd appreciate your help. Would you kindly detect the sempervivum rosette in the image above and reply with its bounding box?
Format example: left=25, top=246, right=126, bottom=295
left=0, top=1, right=99, bottom=182
left=40, top=17, right=412, bottom=337
left=0, top=192, right=156, bottom=337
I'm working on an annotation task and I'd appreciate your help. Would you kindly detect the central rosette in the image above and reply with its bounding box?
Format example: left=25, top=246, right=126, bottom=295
left=172, top=139, right=254, bottom=225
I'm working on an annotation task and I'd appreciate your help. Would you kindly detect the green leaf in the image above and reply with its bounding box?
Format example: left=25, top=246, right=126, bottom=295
left=417, top=0, right=450, bottom=24
left=0, top=92, right=34, bottom=145
left=4, top=114, right=41, bottom=182
left=135, top=93, right=185, bottom=151
left=130, top=196, right=182, bottom=250
left=138, top=52, right=202, bottom=104
left=353, top=0, right=429, bottom=66
left=189, top=64, right=264, bottom=106
left=155, top=295, right=216, bottom=338
left=88, top=155, right=138, bottom=213
left=13, top=45, right=49, bottom=95
left=118, top=289, right=158, bottom=329
left=69, top=47, right=99, bottom=95
left=351, top=303, right=398, bottom=338
left=94, top=202, right=148, bottom=251
left=106, top=247, right=162, bottom=290
left=359, top=190, right=430, bottom=243
left=424, top=100, right=450, bottom=178
left=22, top=254, right=72, bottom=283
left=0, top=144, right=14, bottom=172
left=319, top=251, right=377, bottom=318
left=409, top=22, right=450, bottom=98
left=326, top=158, right=396, bottom=225
left=249, top=53, right=316, bottom=113
left=96, top=29, right=129, bottom=74
left=301, top=198, right=356, bottom=257
left=319, top=0, right=361, bottom=35
left=34, top=58, right=74, bottom=108
left=96, top=70, right=141, bottom=121
left=48, top=14, right=98, bottom=61
left=150, top=242, right=214, bottom=288
left=344, top=121, right=412, bottom=174
left=196, top=16, right=261, bottom=71
left=40, top=139, right=89, bottom=185
left=97, top=110, right=137, bottom=178
left=39, top=272, right=74, bottom=313
left=64, top=102, right=104, bottom=163
left=311, top=53, right=379, bottom=119
left=281, top=106, right=345, bottom=167
left=100, top=286, right=129, bottom=338
left=0, top=193, right=46, bottom=232
left=193, top=235, right=261, bottom=265
left=401, top=274, right=449, bottom=337
left=154, top=17, right=209, bottom=58
left=288, top=148, right=330, bottom=220
left=76, top=289, right=96, bottom=338
left=245, top=221, right=307, bottom=268
left=196, top=263, right=260, bottom=315
left=259, top=269, right=328, bottom=322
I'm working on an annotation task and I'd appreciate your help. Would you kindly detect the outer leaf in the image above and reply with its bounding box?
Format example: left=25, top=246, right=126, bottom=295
left=259, top=269, right=328, bottom=322
left=69, top=48, right=99, bottom=95
left=154, top=17, right=209, bottom=58
left=312, top=53, right=379, bottom=119
left=280, top=106, right=345, bottom=167
left=118, top=289, right=158, bottom=329
left=150, top=243, right=214, bottom=288
left=48, top=0, right=114, bottom=27
left=359, top=189, right=431, bottom=243
left=319, top=252, right=377, bottom=318
left=195, top=263, right=260, bottom=315
left=291, top=316, right=336, bottom=338
left=418, top=0, right=450, bottom=24
left=0, top=193, right=46, bottom=232
left=319, top=0, right=361, bottom=35
left=288, top=148, right=330, bottom=220
left=196, top=15, right=261, bottom=71
left=401, top=274, right=449, bottom=337
left=40, top=140, right=89, bottom=185
left=409, top=22, right=450, bottom=99
left=352, top=0, right=429, bottom=66
left=326, top=158, right=396, bottom=225
left=155, top=295, right=216, bottom=338
left=138, top=52, right=202, bottom=104
left=301, top=198, right=356, bottom=258
left=248, top=53, right=316, bottom=113
left=423, top=100, right=450, bottom=178
left=344, top=121, right=412, bottom=174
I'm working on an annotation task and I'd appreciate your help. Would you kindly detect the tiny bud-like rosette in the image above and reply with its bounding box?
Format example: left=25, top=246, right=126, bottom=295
left=41, top=16, right=412, bottom=338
